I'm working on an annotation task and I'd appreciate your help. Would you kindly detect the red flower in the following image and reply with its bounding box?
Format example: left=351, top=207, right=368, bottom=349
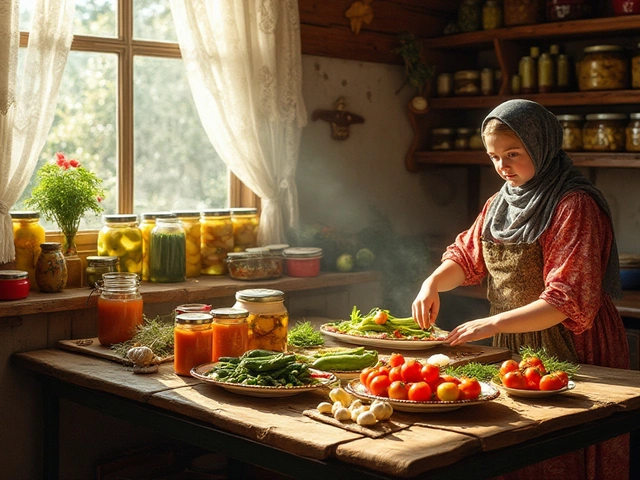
left=69, top=159, right=80, bottom=168
left=96, top=195, right=103, bottom=203
left=55, top=153, right=67, bottom=167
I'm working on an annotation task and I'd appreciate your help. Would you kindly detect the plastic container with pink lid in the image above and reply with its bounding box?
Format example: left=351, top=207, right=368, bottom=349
left=283, top=247, right=323, bottom=277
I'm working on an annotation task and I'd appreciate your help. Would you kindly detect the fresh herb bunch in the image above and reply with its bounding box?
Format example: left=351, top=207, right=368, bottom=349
left=445, top=362, right=500, bottom=382
left=287, top=320, right=324, bottom=348
left=393, top=32, right=435, bottom=96
left=520, top=346, right=580, bottom=377
left=111, top=313, right=175, bottom=359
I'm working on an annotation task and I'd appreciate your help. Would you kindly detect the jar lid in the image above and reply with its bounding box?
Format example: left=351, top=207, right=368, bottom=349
left=247, top=244, right=289, bottom=253
left=172, top=210, right=200, bottom=218
left=141, top=212, right=175, bottom=220
left=585, top=113, right=628, bottom=121
left=210, top=307, right=249, bottom=319
left=454, top=70, right=480, bottom=80
left=0, top=270, right=29, bottom=280
left=456, top=127, right=474, bottom=135
left=432, top=128, right=455, bottom=135
left=176, top=303, right=212, bottom=313
left=103, top=214, right=138, bottom=223
left=556, top=114, right=584, bottom=121
left=86, top=255, right=119, bottom=265
left=10, top=211, right=40, bottom=219
left=584, top=45, right=624, bottom=53
left=175, top=313, right=213, bottom=325
left=629, top=113, right=640, bottom=120
left=235, top=288, right=284, bottom=302
left=283, top=247, right=323, bottom=259
left=201, top=209, right=231, bottom=217
left=231, top=208, right=258, bottom=215
left=40, top=242, right=62, bottom=251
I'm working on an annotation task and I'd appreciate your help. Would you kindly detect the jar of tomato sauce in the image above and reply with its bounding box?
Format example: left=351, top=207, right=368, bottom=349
left=174, top=312, right=214, bottom=376
left=234, top=289, right=288, bottom=352
left=210, top=308, right=249, bottom=362
left=97, top=272, right=143, bottom=346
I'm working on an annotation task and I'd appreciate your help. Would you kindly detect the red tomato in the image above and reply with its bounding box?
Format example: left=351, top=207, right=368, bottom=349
left=436, top=382, right=460, bottom=401
left=407, top=382, right=433, bottom=401
left=458, top=378, right=482, bottom=400
left=389, top=366, right=403, bottom=383
left=364, top=368, right=383, bottom=389
left=368, top=374, right=391, bottom=397
left=539, top=374, right=564, bottom=391
left=360, top=367, right=375, bottom=388
left=373, top=310, right=388, bottom=325
left=388, top=353, right=405, bottom=368
left=378, top=365, right=391, bottom=377
left=388, top=380, right=409, bottom=400
left=502, top=370, right=528, bottom=390
left=520, top=357, right=546, bottom=374
left=428, top=375, right=446, bottom=391
left=440, top=374, right=461, bottom=385
left=401, top=359, right=424, bottom=383
left=524, top=366, right=543, bottom=390
left=553, top=371, right=570, bottom=387
left=420, top=363, right=440, bottom=384
left=500, top=359, right=519, bottom=376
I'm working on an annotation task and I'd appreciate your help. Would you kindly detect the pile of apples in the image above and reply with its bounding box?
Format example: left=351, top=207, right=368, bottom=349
left=499, top=356, right=569, bottom=391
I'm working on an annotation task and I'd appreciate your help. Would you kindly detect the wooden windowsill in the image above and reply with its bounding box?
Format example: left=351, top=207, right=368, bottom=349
left=0, top=271, right=382, bottom=318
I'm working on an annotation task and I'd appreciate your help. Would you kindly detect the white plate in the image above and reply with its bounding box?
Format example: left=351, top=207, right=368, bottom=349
left=320, top=324, right=447, bottom=351
left=345, top=380, right=500, bottom=413
left=191, top=362, right=338, bottom=398
left=495, top=380, right=576, bottom=398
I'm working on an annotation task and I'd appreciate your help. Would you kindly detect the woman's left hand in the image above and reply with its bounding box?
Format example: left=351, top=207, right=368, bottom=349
left=446, top=318, right=498, bottom=346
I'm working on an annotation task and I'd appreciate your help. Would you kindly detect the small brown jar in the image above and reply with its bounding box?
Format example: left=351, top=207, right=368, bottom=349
left=35, top=242, right=68, bottom=293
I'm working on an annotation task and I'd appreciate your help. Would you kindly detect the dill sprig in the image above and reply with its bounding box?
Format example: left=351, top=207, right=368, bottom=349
left=519, top=346, right=580, bottom=377
left=111, top=312, right=175, bottom=359
left=287, top=320, right=325, bottom=348
left=445, top=362, right=500, bottom=382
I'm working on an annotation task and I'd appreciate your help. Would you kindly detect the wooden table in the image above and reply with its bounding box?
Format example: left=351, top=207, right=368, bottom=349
left=13, top=337, right=640, bottom=480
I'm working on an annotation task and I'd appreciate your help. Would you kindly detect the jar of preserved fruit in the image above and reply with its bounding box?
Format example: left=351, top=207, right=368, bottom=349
left=519, top=56, right=537, bottom=93
left=10, top=211, right=45, bottom=290
left=578, top=45, right=629, bottom=92
left=231, top=208, right=259, bottom=251
left=139, top=212, right=173, bottom=281
left=583, top=113, right=627, bottom=152
left=626, top=113, right=640, bottom=152
left=454, top=70, right=481, bottom=96
left=0, top=270, right=30, bottom=301
left=546, top=0, right=593, bottom=21
left=458, top=0, right=482, bottom=32
left=538, top=52, right=555, bottom=93
left=149, top=217, right=186, bottom=283
left=174, top=312, right=213, bottom=376
left=233, top=289, right=288, bottom=352
left=504, top=0, right=545, bottom=26
left=210, top=307, right=249, bottom=362
left=556, top=114, right=584, bottom=151
left=431, top=128, right=455, bottom=150
left=96, top=272, right=143, bottom=346
left=200, top=209, right=233, bottom=275
left=226, top=251, right=284, bottom=280
left=436, top=73, right=453, bottom=97
left=632, top=43, right=640, bottom=89
left=483, top=0, right=503, bottom=29
left=98, top=214, right=143, bottom=275
left=612, top=0, right=640, bottom=15
left=173, top=210, right=202, bottom=278
left=85, top=255, right=119, bottom=288
left=455, top=127, right=474, bottom=150
left=35, top=242, right=67, bottom=293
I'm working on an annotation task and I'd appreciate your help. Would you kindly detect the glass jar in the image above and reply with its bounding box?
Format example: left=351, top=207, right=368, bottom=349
left=626, top=113, right=640, bottom=152
left=85, top=255, right=119, bottom=288
left=231, top=208, right=259, bottom=251
left=480, top=67, right=494, bottom=95
left=233, top=289, right=288, bottom=352
left=612, top=0, right=640, bottom=15
left=0, top=270, right=30, bottom=301
left=97, top=272, right=143, bottom=346
left=632, top=43, right=640, bottom=89
left=546, top=0, right=593, bottom=21
left=511, top=73, right=522, bottom=94
left=226, top=251, right=284, bottom=280
left=98, top=214, right=143, bottom=275
left=556, top=114, right=584, bottom=151
left=583, top=113, right=627, bottom=152
left=176, top=303, right=212, bottom=315
left=470, top=128, right=485, bottom=150
left=578, top=45, right=629, bottom=92
left=149, top=217, right=186, bottom=283
left=10, top=211, right=45, bottom=290
left=519, top=56, right=537, bottom=93
left=174, top=312, right=213, bottom=376
left=139, top=212, right=174, bottom=281
left=458, top=0, right=482, bottom=32
left=483, top=0, right=503, bottom=30
left=455, top=127, right=474, bottom=150
left=538, top=52, right=555, bottom=93
left=436, top=73, right=453, bottom=97
left=454, top=70, right=481, bottom=96
left=210, top=307, right=249, bottom=362
left=504, top=0, right=545, bottom=26
left=200, top=209, right=234, bottom=275
left=35, top=242, right=67, bottom=293
left=556, top=53, right=571, bottom=91
left=431, top=128, right=455, bottom=150
left=174, top=210, right=202, bottom=278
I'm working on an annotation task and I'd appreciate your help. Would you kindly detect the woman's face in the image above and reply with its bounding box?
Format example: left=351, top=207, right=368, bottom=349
left=484, top=132, right=536, bottom=187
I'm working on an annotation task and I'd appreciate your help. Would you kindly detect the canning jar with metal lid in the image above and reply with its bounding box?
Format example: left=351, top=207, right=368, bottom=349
left=455, top=127, right=474, bottom=150
left=457, top=0, right=482, bottom=32
left=556, top=114, right=584, bottom=151
left=140, top=212, right=174, bottom=281
left=85, top=255, right=119, bottom=288
left=482, top=0, right=503, bottom=30
left=96, top=272, right=143, bottom=346
left=583, top=113, right=627, bottom=152
left=431, top=128, right=455, bottom=150
left=546, top=0, right=593, bottom=21
left=226, top=250, right=284, bottom=280
left=176, top=303, right=212, bottom=315
left=174, top=312, right=213, bottom=376
left=10, top=211, right=45, bottom=290
left=210, top=307, right=249, bottom=362
left=231, top=208, right=259, bottom=251
left=504, top=0, right=544, bottom=26
left=233, top=288, right=288, bottom=352
left=578, top=45, right=629, bottom=92
left=149, top=217, right=186, bottom=283
left=98, top=214, right=143, bottom=275
left=454, top=70, right=480, bottom=96
left=200, top=209, right=233, bottom=275
left=173, top=210, right=202, bottom=278
left=0, top=270, right=30, bottom=301
left=626, top=113, right=640, bottom=152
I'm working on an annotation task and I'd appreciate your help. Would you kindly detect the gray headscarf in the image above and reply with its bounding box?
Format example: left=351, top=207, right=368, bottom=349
left=481, top=99, right=621, bottom=299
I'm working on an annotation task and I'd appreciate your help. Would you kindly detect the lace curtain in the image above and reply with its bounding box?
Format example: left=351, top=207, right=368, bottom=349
left=0, top=0, right=75, bottom=263
left=169, top=0, right=307, bottom=245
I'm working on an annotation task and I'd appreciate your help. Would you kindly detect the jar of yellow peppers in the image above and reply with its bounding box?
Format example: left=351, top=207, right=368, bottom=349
left=231, top=208, right=259, bottom=252
left=173, top=210, right=202, bottom=278
left=200, top=209, right=233, bottom=275
left=10, top=211, right=46, bottom=290
left=97, top=214, right=143, bottom=275
left=140, top=212, right=174, bottom=281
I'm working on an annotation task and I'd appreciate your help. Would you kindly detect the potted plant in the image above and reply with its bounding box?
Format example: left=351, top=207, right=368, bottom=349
left=393, top=33, right=435, bottom=112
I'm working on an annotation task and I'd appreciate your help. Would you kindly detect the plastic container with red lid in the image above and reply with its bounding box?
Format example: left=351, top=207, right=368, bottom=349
left=283, top=247, right=323, bottom=277
left=0, top=270, right=30, bottom=301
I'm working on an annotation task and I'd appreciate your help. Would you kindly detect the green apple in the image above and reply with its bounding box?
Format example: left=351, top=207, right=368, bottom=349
left=336, top=253, right=354, bottom=272
left=355, top=248, right=375, bottom=268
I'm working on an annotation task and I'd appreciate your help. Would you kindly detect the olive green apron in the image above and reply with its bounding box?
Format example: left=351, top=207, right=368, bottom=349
left=482, top=239, right=578, bottom=363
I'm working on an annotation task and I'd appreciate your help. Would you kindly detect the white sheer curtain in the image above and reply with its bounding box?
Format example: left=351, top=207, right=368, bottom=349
left=169, top=0, right=307, bottom=245
left=0, top=0, right=75, bottom=263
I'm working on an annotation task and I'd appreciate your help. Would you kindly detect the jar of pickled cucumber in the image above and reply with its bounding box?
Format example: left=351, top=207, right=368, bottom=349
left=173, top=210, right=202, bottom=278
left=200, top=209, right=234, bottom=275
left=583, top=113, right=627, bottom=152
left=626, top=113, right=640, bottom=152
left=85, top=255, right=119, bottom=288
left=97, top=214, right=143, bottom=275
left=149, top=217, right=186, bottom=283
left=233, top=288, right=288, bottom=352
left=578, top=45, right=629, bottom=92
left=139, top=212, right=174, bottom=281
left=556, top=114, right=584, bottom=151
left=10, top=211, right=46, bottom=290
left=231, top=208, right=259, bottom=251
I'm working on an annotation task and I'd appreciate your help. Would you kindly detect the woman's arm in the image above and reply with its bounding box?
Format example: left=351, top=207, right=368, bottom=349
left=412, top=260, right=466, bottom=329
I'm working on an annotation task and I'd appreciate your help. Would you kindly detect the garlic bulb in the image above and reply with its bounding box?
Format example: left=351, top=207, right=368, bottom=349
left=127, top=345, right=156, bottom=366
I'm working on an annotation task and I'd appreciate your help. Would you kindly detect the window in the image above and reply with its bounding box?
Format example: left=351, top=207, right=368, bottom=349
left=15, top=0, right=232, bottom=232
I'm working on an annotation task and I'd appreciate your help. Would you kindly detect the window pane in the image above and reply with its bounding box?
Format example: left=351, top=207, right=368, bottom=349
left=19, top=0, right=117, bottom=37
left=133, top=56, right=228, bottom=213
left=15, top=51, right=118, bottom=231
left=133, top=0, right=177, bottom=42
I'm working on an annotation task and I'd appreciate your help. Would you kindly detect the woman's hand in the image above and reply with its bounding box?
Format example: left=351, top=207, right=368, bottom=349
left=412, top=279, right=440, bottom=329
left=446, top=318, right=498, bottom=346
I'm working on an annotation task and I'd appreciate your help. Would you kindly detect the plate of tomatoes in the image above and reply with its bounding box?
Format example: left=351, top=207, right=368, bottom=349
left=494, top=357, right=575, bottom=398
left=496, top=380, right=575, bottom=398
